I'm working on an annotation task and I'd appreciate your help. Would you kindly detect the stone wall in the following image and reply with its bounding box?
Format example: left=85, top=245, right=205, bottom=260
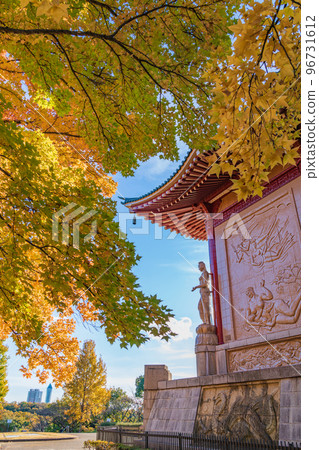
left=145, top=386, right=201, bottom=433
left=142, top=177, right=301, bottom=444
left=143, top=364, right=301, bottom=443
left=279, top=377, right=301, bottom=442
left=215, top=178, right=301, bottom=346
left=143, top=365, right=172, bottom=428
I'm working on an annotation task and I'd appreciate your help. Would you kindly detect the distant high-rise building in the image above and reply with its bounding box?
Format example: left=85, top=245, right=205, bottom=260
left=27, top=389, right=43, bottom=403
left=45, top=383, right=53, bottom=403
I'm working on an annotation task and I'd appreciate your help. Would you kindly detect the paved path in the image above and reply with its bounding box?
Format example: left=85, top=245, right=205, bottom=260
left=0, top=433, right=96, bottom=450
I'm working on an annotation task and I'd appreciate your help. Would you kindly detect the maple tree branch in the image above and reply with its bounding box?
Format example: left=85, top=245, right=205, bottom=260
left=0, top=212, right=97, bottom=297
left=257, top=0, right=282, bottom=65
left=109, top=1, right=178, bottom=38
left=107, top=29, right=208, bottom=95
left=23, top=42, right=52, bottom=91
left=52, top=35, right=109, bottom=144
left=273, top=24, right=297, bottom=74
left=106, top=1, right=218, bottom=38
left=44, top=131, right=82, bottom=138
left=0, top=165, right=14, bottom=180
left=0, top=26, right=115, bottom=40
left=0, top=83, right=26, bottom=103
left=3, top=117, right=81, bottom=142
left=0, top=285, right=15, bottom=301
left=87, top=0, right=119, bottom=17
left=0, top=15, right=208, bottom=100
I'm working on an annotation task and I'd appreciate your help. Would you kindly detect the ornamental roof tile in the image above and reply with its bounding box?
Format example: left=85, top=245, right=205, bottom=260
left=120, top=150, right=192, bottom=205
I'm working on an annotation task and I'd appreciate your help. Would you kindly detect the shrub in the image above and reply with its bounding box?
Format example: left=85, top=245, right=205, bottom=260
left=84, top=441, right=117, bottom=450
left=83, top=441, right=137, bottom=450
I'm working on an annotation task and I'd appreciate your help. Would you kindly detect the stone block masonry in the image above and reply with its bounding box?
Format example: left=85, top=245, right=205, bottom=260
left=143, top=364, right=300, bottom=443
left=143, top=365, right=172, bottom=427
left=145, top=387, right=201, bottom=434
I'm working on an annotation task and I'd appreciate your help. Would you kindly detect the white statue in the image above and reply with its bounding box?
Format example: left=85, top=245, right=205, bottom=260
left=192, top=261, right=212, bottom=325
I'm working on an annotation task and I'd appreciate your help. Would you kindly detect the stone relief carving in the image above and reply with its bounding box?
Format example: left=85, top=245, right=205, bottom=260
left=224, top=193, right=301, bottom=338
left=232, top=215, right=295, bottom=269
left=272, top=263, right=301, bottom=288
left=228, top=339, right=301, bottom=372
left=195, top=383, right=279, bottom=442
left=243, top=265, right=300, bottom=332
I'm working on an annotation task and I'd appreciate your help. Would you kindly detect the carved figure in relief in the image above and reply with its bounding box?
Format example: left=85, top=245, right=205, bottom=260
left=192, top=261, right=212, bottom=324
left=232, top=239, right=264, bottom=267
left=244, top=278, right=301, bottom=331
left=273, top=263, right=301, bottom=287
left=229, top=340, right=301, bottom=372
left=245, top=280, right=274, bottom=325
left=227, top=385, right=277, bottom=442
left=232, top=215, right=295, bottom=268
left=195, top=384, right=278, bottom=442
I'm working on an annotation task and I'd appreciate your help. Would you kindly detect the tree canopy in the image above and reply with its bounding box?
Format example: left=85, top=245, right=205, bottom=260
left=0, top=0, right=300, bottom=385
left=134, top=375, right=144, bottom=398
left=103, top=386, right=142, bottom=423
left=0, top=0, right=235, bottom=171
left=0, top=0, right=236, bottom=385
left=207, top=0, right=300, bottom=199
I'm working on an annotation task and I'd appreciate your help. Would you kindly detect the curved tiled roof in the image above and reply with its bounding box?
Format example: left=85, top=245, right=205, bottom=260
left=120, top=149, right=194, bottom=205
left=122, top=148, right=300, bottom=240
left=122, top=148, right=233, bottom=240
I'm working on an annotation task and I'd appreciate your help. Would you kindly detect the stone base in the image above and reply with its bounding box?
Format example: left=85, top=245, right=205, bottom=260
left=195, top=323, right=218, bottom=376
left=195, top=323, right=218, bottom=345
left=143, top=364, right=301, bottom=443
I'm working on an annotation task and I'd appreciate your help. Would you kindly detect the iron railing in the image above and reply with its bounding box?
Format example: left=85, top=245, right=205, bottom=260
left=96, top=426, right=301, bottom=450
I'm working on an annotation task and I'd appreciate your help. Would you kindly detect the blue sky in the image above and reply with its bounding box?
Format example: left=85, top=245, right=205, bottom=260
left=6, top=144, right=210, bottom=402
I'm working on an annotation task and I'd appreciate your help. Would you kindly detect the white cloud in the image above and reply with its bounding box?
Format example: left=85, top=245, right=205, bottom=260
left=147, top=157, right=174, bottom=176
left=168, top=317, right=193, bottom=341
left=157, top=342, right=194, bottom=360
left=136, top=156, right=175, bottom=179
left=151, top=316, right=193, bottom=343
left=135, top=143, right=189, bottom=179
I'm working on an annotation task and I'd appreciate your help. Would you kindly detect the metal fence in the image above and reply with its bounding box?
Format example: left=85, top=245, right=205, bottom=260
left=96, top=427, right=301, bottom=450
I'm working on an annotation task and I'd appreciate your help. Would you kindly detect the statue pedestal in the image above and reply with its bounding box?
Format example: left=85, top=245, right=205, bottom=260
left=195, top=323, right=218, bottom=376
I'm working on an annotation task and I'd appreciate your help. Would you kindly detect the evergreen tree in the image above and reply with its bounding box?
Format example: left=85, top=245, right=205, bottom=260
left=63, top=340, right=110, bottom=425
left=135, top=375, right=144, bottom=399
